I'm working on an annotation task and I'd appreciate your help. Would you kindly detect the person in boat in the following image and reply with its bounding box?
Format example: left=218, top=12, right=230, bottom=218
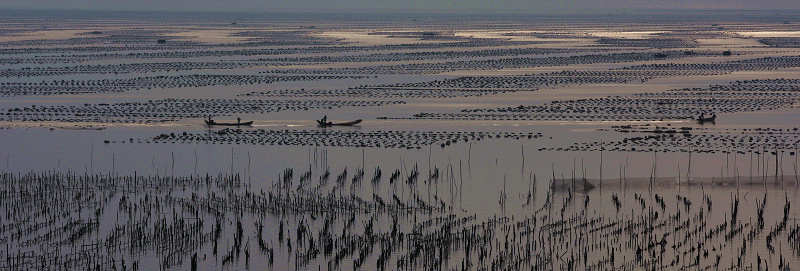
left=208, top=115, right=213, bottom=123
left=320, top=115, right=332, bottom=125
left=699, top=113, right=704, bottom=120
left=237, top=117, right=241, bottom=124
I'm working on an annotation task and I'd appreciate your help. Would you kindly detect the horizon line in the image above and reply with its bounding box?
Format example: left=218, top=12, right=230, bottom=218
left=3, top=7, right=800, bottom=15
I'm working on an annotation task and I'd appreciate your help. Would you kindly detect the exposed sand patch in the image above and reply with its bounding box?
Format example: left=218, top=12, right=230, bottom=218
left=695, top=37, right=767, bottom=47
left=316, top=31, right=455, bottom=46
left=161, top=30, right=251, bottom=44
left=736, top=31, right=800, bottom=38
left=586, top=31, right=666, bottom=39
left=0, top=29, right=98, bottom=42
left=454, top=31, right=541, bottom=42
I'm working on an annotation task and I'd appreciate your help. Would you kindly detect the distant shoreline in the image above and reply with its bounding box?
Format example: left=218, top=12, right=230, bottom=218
left=2, top=8, right=800, bottom=17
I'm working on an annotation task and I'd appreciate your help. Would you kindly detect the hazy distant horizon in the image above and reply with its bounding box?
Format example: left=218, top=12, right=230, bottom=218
left=2, top=0, right=800, bottom=14
left=2, top=7, right=800, bottom=16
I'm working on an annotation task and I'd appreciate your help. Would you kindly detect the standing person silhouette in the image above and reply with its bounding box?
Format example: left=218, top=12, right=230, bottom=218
left=322, top=115, right=327, bottom=123
left=237, top=117, right=241, bottom=124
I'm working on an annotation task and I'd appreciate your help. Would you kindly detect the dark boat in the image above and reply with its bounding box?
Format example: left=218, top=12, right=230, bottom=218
left=317, top=119, right=362, bottom=127
left=551, top=178, right=596, bottom=191
left=205, top=120, right=253, bottom=126
left=697, top=115, right=715, bottom=123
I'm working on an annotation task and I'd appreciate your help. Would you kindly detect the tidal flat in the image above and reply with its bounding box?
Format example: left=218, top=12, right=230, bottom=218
left=1, top=10, right=800, bottom=270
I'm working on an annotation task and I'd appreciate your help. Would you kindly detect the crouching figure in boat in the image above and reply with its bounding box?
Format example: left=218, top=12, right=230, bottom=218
left=697, top=113, right=715, bottom=124
left=316, top=115, right=362, bottom=127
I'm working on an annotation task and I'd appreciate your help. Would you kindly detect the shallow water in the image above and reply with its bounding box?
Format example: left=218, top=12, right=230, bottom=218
left=2, top=10, right=800, bottom=270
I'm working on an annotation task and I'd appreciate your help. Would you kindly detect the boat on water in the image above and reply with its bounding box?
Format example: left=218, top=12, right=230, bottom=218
left=317, top=119, right=362, bottom=127
left=57, top=126, right=105, bottom=131
left=697, top=114, right=715, bottom=123
left=551, top=178, right=596, bottom=191
left=205, top=120, right=253, bottom=126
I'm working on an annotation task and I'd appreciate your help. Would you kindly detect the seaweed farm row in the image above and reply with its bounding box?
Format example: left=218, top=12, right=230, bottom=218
left=404, top=78, right=800, bottom=121
left=2, top=99, right=404, bottom=123
left=0, top=47, right=605, bottom=66
left=374, top=55, right=800, bottom=90
left=0, top=75, right=369, bottom=97
left=238, top=88, right=515, bottom=99
left=553, top=127, right=800, bottom=154
left=141, top=130, right=543, bottom=149
left=263, top=51, right=728, bottom=75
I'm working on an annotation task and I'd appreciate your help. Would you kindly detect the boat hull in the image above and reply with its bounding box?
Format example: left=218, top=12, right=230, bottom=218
left=205, top=120, right=253, bottom=126
left=317, top=119, right=362, bottom=127
left=696, top=116, right=715, bottom=123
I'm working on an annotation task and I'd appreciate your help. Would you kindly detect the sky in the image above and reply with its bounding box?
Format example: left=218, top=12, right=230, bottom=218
left=1, top=0, right=798, bottom=13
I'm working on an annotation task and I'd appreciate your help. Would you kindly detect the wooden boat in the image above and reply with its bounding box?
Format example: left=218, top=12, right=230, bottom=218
left=696, top=115, right=715, bottom=123
left=58, top=126, right=105, bottom=131
left=205, top=120, right=253, bottom=126
left=551, top=178, right=596, bottom=191
left=316, top=119, right=362, bottom=127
